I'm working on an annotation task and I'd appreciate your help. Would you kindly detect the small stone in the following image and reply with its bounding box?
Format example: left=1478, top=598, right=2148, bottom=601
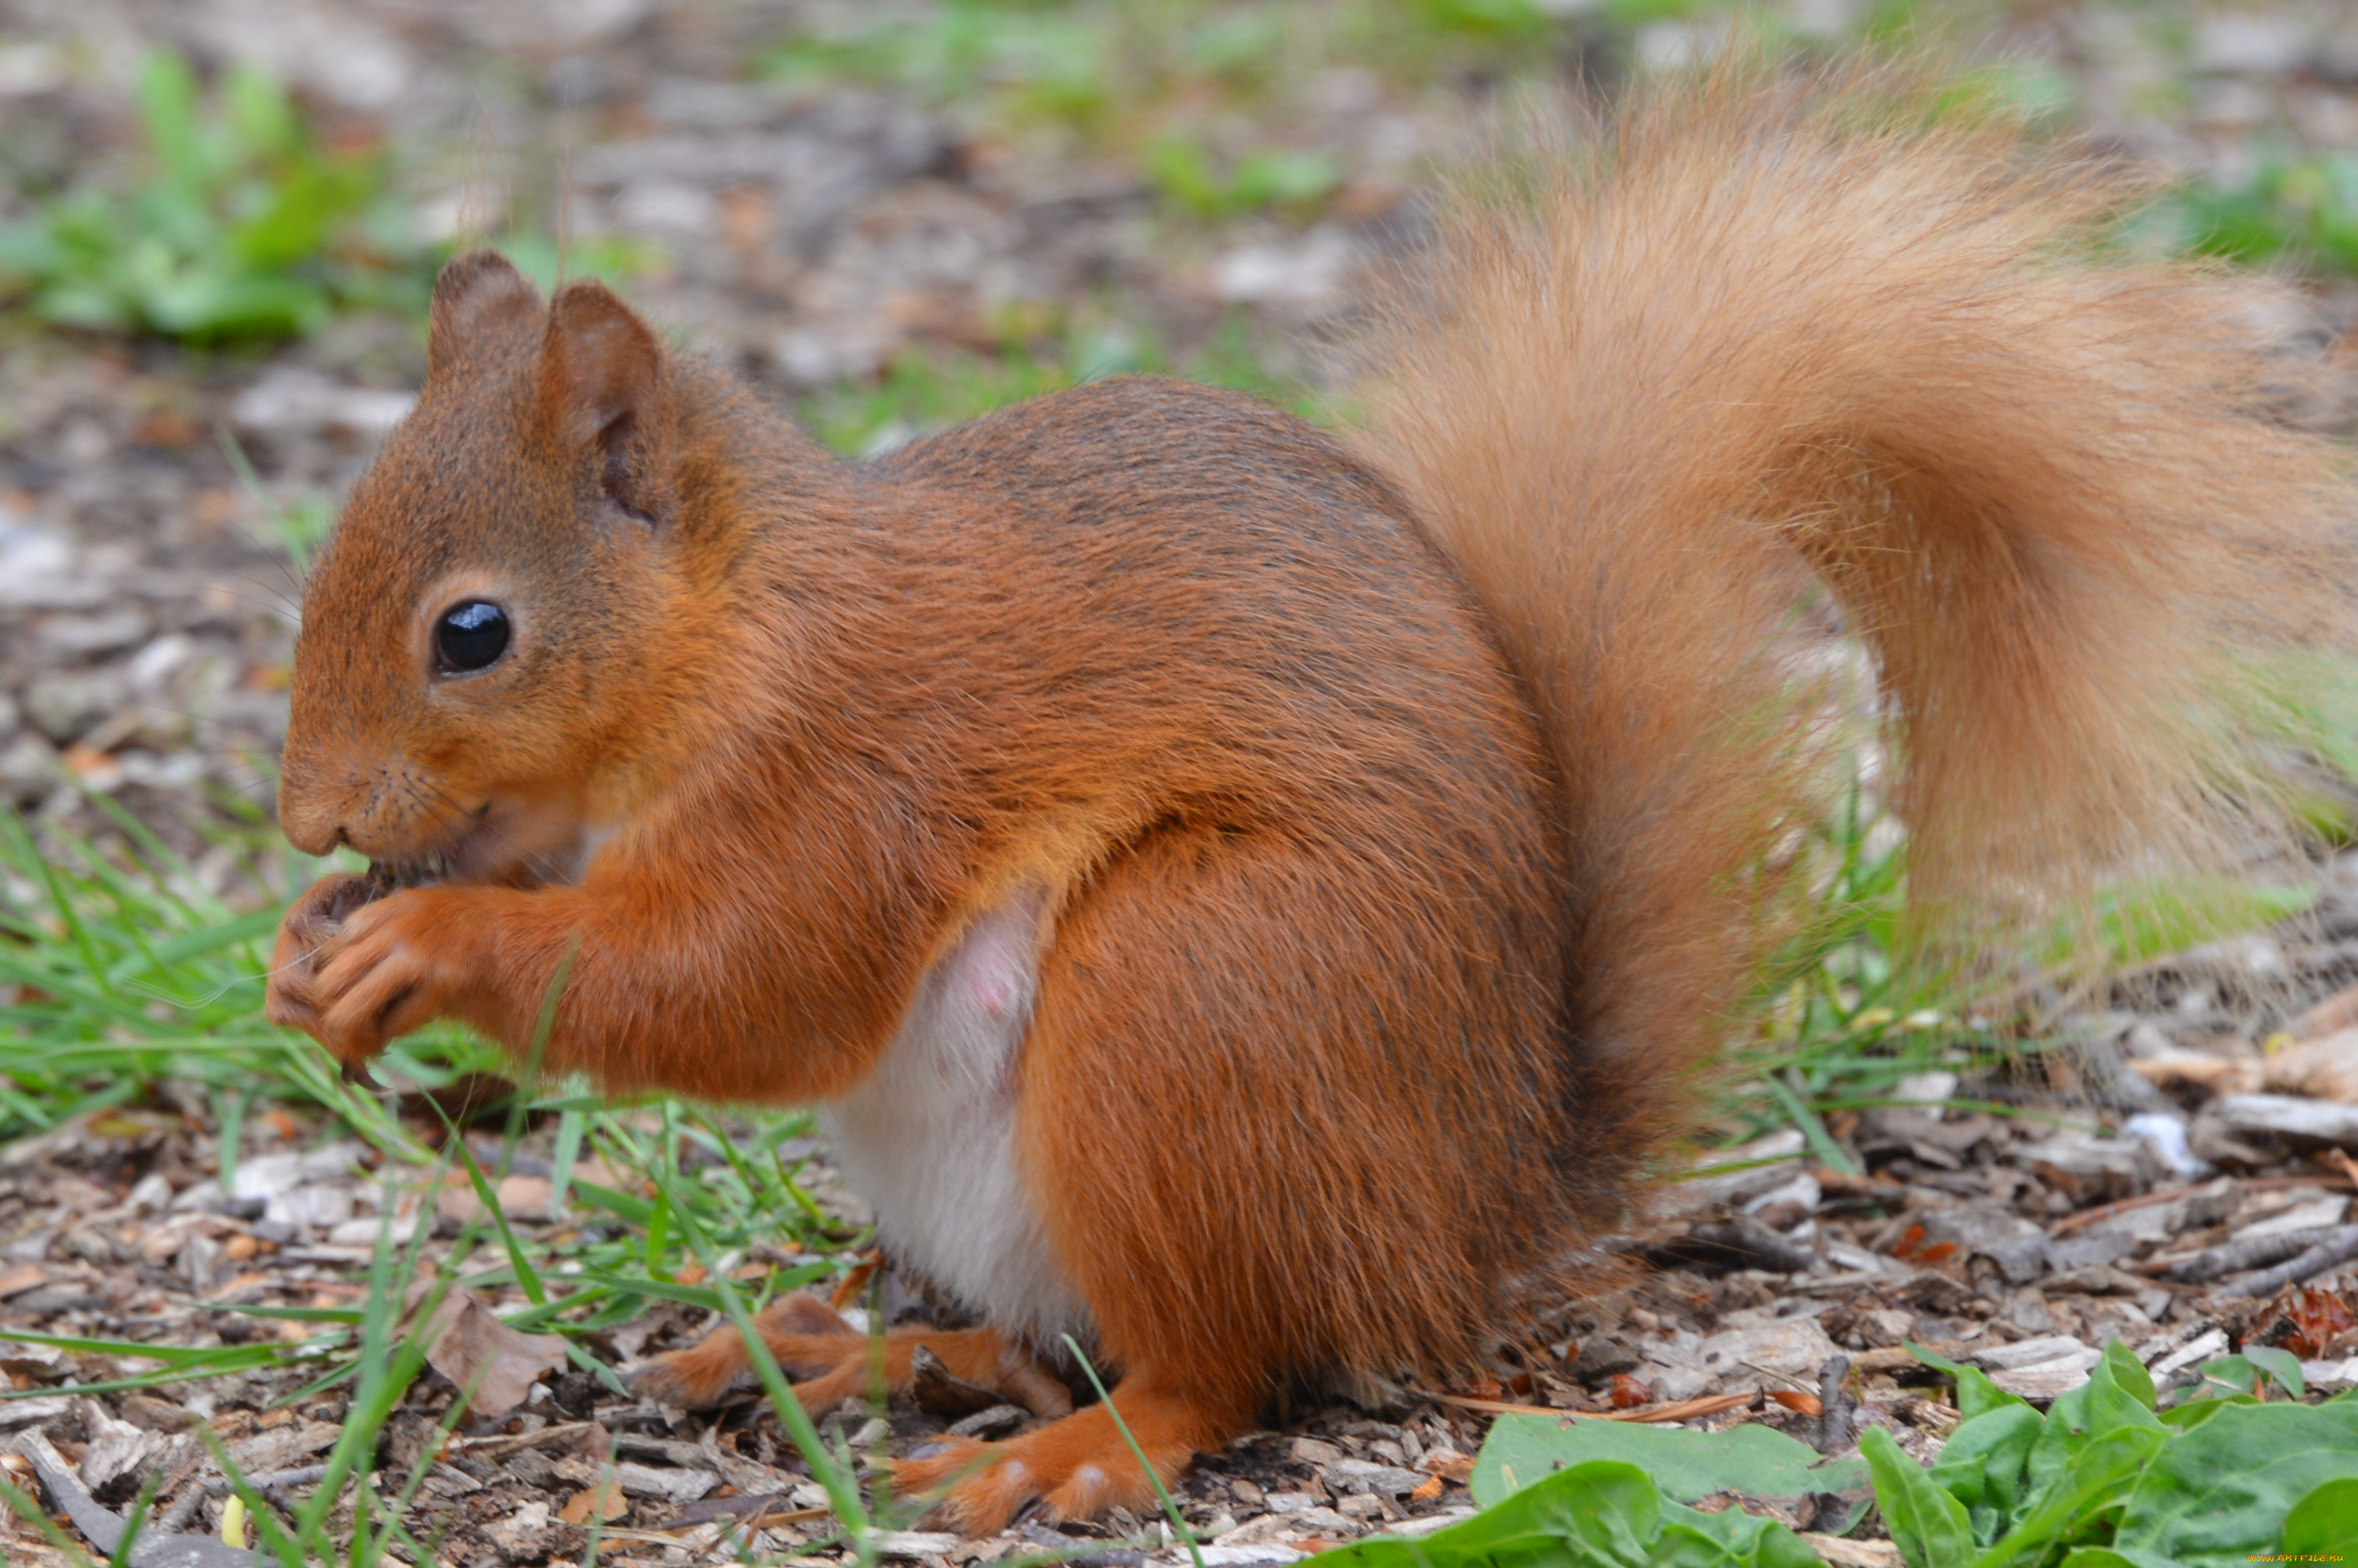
left=22, top=668, right=129, bottom=743
left=2206, top=1093, right=2358, bottom=1152
left=2239, top=1194, right=2350, bottom=1241
left=1213, top=228, right=1357, bottom=308
left=77, top=1400, right=156, bottom=1494
left=2194, top=14, right=2310, bottom=74
left=125, top=633, right=200, bottom=694
left=232, top=368, right=416, bottom=438
left=270, top=1184, right=355, bottom=1231
left=0, top=733, right=60, bottom=802
left=612, top=1460, right=719, bottom=1502
left=2018, top=1130, right=2161, bottom=1205
left=1329, top=1458, right=1424, bottom=1495
left=1218, top=1514, right=1306, bottom=1547
left=871, top=1531, right=963, bottom=1558
left=1970, top=1336, right=2101, bottom=1398
left=1690, top=1315, right=1841, bottom=1386
left=35, top=609, right=151, bottom=660
left=1288, top=1437, right=1344, bottom=1468
left=1970, top=1334, right=2099, bottom=1371
left=487, top=1499, right=553, bottom=1564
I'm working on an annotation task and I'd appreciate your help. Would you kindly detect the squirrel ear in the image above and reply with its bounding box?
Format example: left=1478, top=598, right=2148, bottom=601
left=427, top=251, right=544, bottom=382
left=540, top=280, right=670, bottom=526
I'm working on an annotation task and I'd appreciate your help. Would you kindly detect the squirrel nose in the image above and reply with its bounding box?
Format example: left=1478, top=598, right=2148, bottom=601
left=276, top=779, right=348, bottom=858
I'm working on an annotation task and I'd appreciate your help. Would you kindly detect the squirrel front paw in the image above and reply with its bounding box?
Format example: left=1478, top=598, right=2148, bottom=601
left=266, top=878, right=481, bottom=1063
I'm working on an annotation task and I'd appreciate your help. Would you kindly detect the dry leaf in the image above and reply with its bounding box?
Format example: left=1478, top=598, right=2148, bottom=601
left=412, top=1280, right=569, bottom=1419
left=1606, top=1373, right=1654, bottom=1408
left=2127, top=1051, right=2262, bottom=1095
left=2264, top=1029, right=2358, bottom=1103
left=2296, top=984, right=2358, bottom=1039
left=559, top=1479, right=628, bottom=1524
left=435, top=1173, right=556, bottom=1225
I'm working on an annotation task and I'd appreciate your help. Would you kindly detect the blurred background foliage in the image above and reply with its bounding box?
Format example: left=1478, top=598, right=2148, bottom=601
left=5, top=0, right=2358, bottom=1147
left=4, top=0, right=2357, bottom=349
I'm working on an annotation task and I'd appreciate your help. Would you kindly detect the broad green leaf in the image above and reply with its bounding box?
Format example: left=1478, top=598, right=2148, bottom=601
left=2284, top=1477, right=2358, bottom=1555
left=1652, top=1509, right=1825, bottom=1568
left=1322, top=1458, right=1660, bottom=1568
left=1323, top=1460, right=1820, bottom=1568
left=2099, top=1342, right=2157, bottom=1410
left=2156, top=1396, right=2252, bottom=1430
left=2116, top=1400, right=2358, bottom=1564
left=2055, top=1551, right=2174, bottom=1568
left=1976, top=1427, right=2163, bottom=1568
left=1863, top=1427, right=1973, bottom=1568
left=2026, top=1346, right=2163, bottom=1504
left=2241, top=1345, right=2304, bottom=1400
left=1931, top=1404, right=2043, bottom=1547
left=1473, top=1413, right=1869, bottom=1518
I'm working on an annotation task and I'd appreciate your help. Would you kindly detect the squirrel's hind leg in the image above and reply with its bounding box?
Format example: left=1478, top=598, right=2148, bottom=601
left=890, top=1377, right=1238, bottom=1535
left=632, top=1292, right=1068, bottom=1417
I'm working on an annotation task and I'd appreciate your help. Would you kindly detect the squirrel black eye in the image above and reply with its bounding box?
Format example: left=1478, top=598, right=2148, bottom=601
left=435, top=601, right=510, bottom=673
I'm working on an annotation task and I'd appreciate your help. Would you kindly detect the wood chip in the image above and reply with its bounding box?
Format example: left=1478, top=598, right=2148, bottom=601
left=1431, top=1390, right=1752, bottom=1424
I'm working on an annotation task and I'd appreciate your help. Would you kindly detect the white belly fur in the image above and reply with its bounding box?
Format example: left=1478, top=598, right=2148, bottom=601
left=820, top=892, right=1091, bottom=1348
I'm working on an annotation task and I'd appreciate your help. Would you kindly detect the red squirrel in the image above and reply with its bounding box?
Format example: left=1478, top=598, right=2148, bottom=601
left=263, top=66, right=2348, bottom=1532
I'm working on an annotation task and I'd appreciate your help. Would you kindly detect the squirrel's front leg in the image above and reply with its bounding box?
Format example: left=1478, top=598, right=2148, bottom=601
left=267, top=876, right=533, bottom=1066
left=266, top=861, right=913, bottom=1102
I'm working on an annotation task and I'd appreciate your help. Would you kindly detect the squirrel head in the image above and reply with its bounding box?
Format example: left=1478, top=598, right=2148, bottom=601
left=277, top=251, right=692, bottom=883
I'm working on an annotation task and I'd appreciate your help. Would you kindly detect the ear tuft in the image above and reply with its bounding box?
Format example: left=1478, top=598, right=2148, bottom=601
left=541, top=280, right=669, bottom=525
left=427, top=251, right=545, bottom=382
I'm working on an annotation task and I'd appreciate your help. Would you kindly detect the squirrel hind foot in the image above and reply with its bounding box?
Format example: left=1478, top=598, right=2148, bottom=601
left=890, top=1387, right=1220, bottom=1535
left=631, top=1292, right=864, bottom=1408
left=631, top=1299, right=1071, bottom=1420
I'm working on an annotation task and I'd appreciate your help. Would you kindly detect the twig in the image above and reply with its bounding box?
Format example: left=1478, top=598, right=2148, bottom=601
left=1430, top=1390, right=1752, bottom=1424
left=2220, top=1223, right=2358, bottom=1297
left=2053, top=1174, right=2351, bottom=1236
left=1815, top=1356, right=1853, bottom=1456
left=2050, top=1186, right=2197, bottom=1236
left=202, top=1464, right=332, bottom=1501
left=2163, top=1225, right=2340, bottom=1284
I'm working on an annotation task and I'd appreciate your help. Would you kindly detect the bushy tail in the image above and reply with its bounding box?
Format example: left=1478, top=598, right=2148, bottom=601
left=1354, top=59, right=2353, bottom=1153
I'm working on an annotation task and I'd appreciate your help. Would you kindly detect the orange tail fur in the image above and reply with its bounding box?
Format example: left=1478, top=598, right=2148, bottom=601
left=1356, top=60, right=2352, bottom=1160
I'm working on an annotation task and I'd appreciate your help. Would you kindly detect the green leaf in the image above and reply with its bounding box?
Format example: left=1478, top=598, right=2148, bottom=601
left=135, top=52, right=204, bottom=189
left=2156, top=1396, right=2249, bottom=1430
left=2024, top=1344, right=2163, bottom=1505
left=1323, top=1459, right=1816, bottom=1568
left=2284, top=1476, right=2358, bottom=1555
left=1652, top=1506, right=1826, bottom=1568
left=1976, top=1427, right=2163, bottom=1568
left=1931, top=1404, right=2043, bottom=1547
left=2178, top=1354, right=2264, bottom=1403
left=2242, top=1345, right=2305, bottom=1400
left=1472, top=1413, right=1869, bottom=1514
left=1862, top=1426, right=1973, bottom=1568
left=2054, top=1551, right=2175, bottom=1568
left=2099, top=1342, right=2157, bottom=1410
left=2116, top=1399, right=2358, bottom=1562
